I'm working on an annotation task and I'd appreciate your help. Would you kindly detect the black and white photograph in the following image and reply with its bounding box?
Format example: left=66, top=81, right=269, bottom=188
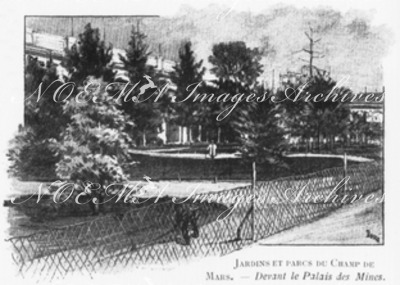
left=0, top=0, right=398, bottom=284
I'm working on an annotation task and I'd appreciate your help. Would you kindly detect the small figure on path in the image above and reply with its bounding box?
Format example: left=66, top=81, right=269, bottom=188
left=174, top=202, right=199, bottom=245
left=207, top=140, right=217, bottom=159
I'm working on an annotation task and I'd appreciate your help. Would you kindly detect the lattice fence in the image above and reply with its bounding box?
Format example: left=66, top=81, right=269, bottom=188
left=7, top=162, right=383, bottom=281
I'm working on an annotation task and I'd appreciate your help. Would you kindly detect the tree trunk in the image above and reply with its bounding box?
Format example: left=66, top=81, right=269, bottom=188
left=188, top=126, right=193, bottom=144
left=198, top=125, right=202, bottom=142
left=181, top=126, right=187, bottom=144
left=178, top=126, right=182, bottom=144
left=142, top=132, right=147, bottom=147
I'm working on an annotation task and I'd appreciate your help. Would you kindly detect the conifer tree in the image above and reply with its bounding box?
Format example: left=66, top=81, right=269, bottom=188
left=63, top=23, right=115, bottom=85
left=233, top=85, right=287, bottom=165
left=119, top=25, right=160, bottom=146
left=171, top=41, right=205, bottom=142
left=208, top=41, right=263, bottom=142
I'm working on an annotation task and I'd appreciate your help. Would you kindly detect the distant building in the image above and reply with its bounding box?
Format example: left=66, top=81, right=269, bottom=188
left=25, top=28, right=175, bottom=76
left=347, top=89, right=384, bottom=123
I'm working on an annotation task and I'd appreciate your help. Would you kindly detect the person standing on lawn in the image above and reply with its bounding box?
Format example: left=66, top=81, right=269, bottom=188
left=207, top=140, right=217, bottom=159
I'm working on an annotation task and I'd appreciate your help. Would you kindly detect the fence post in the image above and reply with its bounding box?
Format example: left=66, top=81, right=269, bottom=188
left=252, top=161, right=256, bottom=241
left=252, top=161, right=256, bottom=188
left=343, top=152, right=347, bottom=193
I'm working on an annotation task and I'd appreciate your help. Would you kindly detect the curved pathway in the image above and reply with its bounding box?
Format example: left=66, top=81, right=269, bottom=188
left=129, top=148, right=373, bottom=162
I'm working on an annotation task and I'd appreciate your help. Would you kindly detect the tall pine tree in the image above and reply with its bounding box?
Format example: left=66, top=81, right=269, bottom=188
left=62, top=23, right=115, bottom=85
left=171, top=41, right=205, bottom=143
left=208, top=41, right=263, bottom=142
left=119, top=25, right=160, bottom=146
left=233, top=85, right=287, bottom=166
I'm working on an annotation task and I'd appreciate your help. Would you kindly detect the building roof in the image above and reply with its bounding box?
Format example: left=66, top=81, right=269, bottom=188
left=25, top=30, right=176, bottom=73
left=348, top=92, right=384, bottom=110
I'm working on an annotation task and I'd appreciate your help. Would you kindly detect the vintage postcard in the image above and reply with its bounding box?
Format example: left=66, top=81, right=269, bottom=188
left=0, top=0, right=399, bottom=284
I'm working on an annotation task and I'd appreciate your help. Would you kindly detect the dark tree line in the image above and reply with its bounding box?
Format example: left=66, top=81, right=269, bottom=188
left=9, top=22, right=378, bottom=183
